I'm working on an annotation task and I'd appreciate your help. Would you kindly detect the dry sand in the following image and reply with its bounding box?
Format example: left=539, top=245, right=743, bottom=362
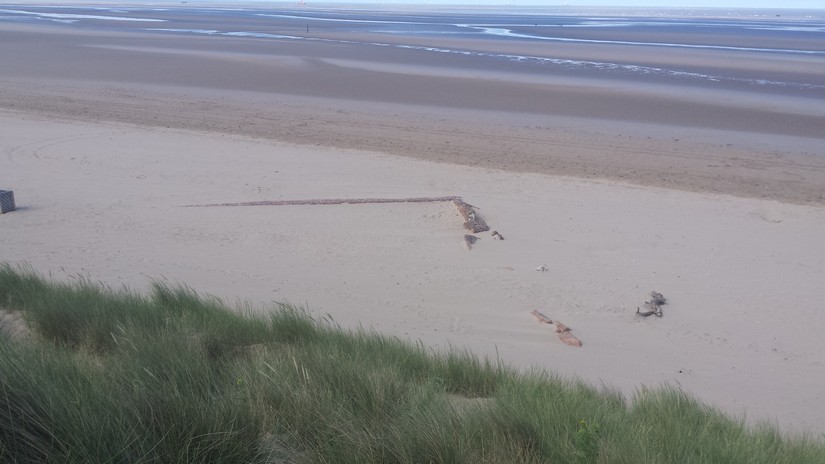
left=2, top=14, right=825, bottom=436
left=4, top=110, right=825, bottom=435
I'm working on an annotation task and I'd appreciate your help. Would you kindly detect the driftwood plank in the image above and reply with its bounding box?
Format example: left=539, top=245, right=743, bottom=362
left=556, top=328, right=583, bottom=347
left=531, top=310, right=582, bottom=347
left=530, top=310, right=553, bottom=324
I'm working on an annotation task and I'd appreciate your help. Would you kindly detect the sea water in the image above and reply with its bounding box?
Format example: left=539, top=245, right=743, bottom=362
left=2, top=4, right=823, bottom=93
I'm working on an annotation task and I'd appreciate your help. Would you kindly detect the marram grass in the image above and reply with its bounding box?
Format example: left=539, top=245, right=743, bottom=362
left=0, top=264, right=823, bottom=463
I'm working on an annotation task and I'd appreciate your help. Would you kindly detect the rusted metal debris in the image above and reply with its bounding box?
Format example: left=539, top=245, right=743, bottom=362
left=463, top=234, right=479, bottom=250
left=637, top=291, right=666, bottom=317
left=530, top=310, right=583, bottom=347
left=453, top=199, right=489, bottom=233
left=0, top=190, right=15, bottom=214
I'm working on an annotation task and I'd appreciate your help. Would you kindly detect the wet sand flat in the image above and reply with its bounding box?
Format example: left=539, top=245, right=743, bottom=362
left=1, top=9, right=824, bottom=204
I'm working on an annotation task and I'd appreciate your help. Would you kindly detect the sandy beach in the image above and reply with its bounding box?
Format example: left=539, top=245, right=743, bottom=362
left=2, top=6, right=825, bottom=436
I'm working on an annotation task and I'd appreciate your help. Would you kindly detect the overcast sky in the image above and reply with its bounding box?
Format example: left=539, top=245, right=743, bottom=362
left=337, top=0, right=824, bottom=8
left=285, top=0, right=823, bottom=9
left=408, top=0, right=824, bottom=7
left=556, top=0, right=820, bottom=7
left=12, top=0, right=823, bottom=9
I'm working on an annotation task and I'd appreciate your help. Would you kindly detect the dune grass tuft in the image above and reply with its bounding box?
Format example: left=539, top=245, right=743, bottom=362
left=0, top=263, right=822, bottom=463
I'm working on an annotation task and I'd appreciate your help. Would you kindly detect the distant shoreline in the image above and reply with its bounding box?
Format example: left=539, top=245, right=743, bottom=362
left=2, top=2, right=825, bottom=15
left=2, top=7, right=824, bottom=204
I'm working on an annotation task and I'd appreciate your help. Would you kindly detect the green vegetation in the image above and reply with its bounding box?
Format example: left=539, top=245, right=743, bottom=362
left=0, top=264, right=822, bottom=463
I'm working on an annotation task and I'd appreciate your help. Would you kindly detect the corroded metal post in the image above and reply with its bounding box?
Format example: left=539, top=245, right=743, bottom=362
left=0, top=190, right=15, bottom=214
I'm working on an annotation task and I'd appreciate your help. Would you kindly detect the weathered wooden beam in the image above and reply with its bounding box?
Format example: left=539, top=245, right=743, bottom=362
left=184, top=196, right=496, bottom=241
left=530, top=309, right=553, bottom=324
left=554, top=322, right=583, bottom=347
left=185, top=196, right=462, bottom=208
